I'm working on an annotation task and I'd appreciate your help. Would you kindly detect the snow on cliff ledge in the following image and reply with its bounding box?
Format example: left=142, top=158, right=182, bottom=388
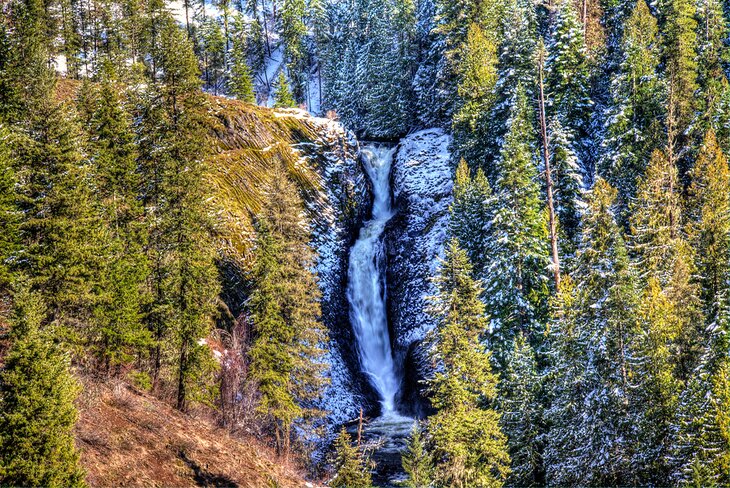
left=388, top=128, right=453, bottom=348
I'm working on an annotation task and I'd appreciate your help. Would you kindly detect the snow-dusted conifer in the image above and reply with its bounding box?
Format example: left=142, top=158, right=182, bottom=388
left=629, top=149, right=703, bottom=377
left=600, top=0, right=665, bottom=212
left=499, top=332, right=543, bottom=486
left=483, top=84, right=549, bottom=364
left=426, top=239, right=511, bottom=488
left=548, top=118, right=583, bottom=252
left=545, top=0, right=592, bottom=174
left=694, top=0, right=730, bottom=147
left=449, top=159, right=493, bottom=276
left=452, top=23, right=498, bottom=170
left=686, top=130, right=730, bottom=328
left=545, top=179, right=638, bottom=486
left=486, top=0, right=537, bottom=175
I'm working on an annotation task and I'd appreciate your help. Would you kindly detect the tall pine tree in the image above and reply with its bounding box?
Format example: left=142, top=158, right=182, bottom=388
left=0, top=286, right=85, bottom=487
left=426, top=239, right=511, bottom=488
left=483, top=85, right=549, bottom=364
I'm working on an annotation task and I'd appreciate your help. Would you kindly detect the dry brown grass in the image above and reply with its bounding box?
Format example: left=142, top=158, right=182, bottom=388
left=76, top=378, right=308, bottom=488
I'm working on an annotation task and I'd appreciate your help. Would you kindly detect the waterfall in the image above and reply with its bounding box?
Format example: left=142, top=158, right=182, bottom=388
left=347, top=145, right=400, bottom=415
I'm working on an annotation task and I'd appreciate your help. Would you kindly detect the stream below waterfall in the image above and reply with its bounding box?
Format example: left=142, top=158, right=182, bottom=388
left=346, top=145, right=415, bottom=486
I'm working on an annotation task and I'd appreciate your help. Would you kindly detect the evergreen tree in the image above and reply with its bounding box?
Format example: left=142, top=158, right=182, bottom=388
left=426, top=239, right=511, bottom=488
left=448, top=159, right=493, bottom=275
left=499, top=332, right=543, bottom=486
left=486, top=0, right=537, bottom=172
left=694, top=0, right=730, bottom=147
left=670, top=355, right=730, bottom=486
left=248, top=173, right=328, bottom=454
left=402, top=422, right=433, bottom=488
left=432, top=0, right=503, bottom=116
left=629, top=149, right=703, bottom=377
left=200, top=19, right=226, bottom=95
left=1, top=0, right=55, bottom=122
left=630, top=277, right=682, bottom=484
left=360, top=0, right=416, bottom=138
left=663, top=0, right=699, bottom=165
left=82, top=71, right=151, bottom=373
left=229, top=38, right=256, bottom=103
left=330, top=427, right=372, bottom=488
left=245, top=17, right=267, bottom=76
left=452, top=23, right=498, bottom=169
left=0, top=126, right=18, bottom=290
left=280, top=0, right=307, bottom=101
left=545, top=0, right=593, bottom=175
left=628, top=149, right=703, bottom=481
left=0, top=286, right=85, bottom=487
left=141, top=19, right=220, bottom=410
left=600, top=0, right=665, bottom=212
left=13, top=79, right=101, bottom=330
left=548, top=117, right=583, bottom=251
left=412, top=0, right=449, bottom=128
left=687, top=130, right=730, bottom=327
left=273, top=71, right=297, bottom=108
left=545, top=179, right=638, bottom=486
left=483, top=85, right=549, bottom=364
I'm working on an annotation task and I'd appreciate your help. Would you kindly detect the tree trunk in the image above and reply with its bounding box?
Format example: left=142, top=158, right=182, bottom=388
left=538, top=44, right=561, bottom=290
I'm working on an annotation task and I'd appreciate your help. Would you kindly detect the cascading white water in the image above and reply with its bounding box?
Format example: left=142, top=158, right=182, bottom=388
left=347, top=145, right=400, bottom=414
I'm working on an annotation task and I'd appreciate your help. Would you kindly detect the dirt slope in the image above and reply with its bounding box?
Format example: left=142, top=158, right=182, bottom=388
left=76, top=381, right=308, bottom=488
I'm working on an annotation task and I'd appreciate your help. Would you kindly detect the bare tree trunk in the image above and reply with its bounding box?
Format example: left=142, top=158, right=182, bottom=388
left=357, top=408, right=364, bottom=448
left=538, top=43, right=561, bottom=290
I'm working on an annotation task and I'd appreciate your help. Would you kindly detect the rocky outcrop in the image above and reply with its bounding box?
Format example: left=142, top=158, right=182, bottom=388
left=384, top=128, right=453, bottom=416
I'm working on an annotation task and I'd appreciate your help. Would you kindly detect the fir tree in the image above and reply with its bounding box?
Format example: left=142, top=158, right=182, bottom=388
left=629, top=149, right=703, bottom=377
left=486, top=0, right=537, bottom=172
left=545, top=179, right=638, bottom=486
left=200, top=19, right=226, bottom=95
left=359, top=0, right=416, bottom=139
left=426, top=239, right=511, bottom=488
left=141, top=19, right=220, bottom=410
left=0, top=126, right=18, bottom=290
left=13, top=79, right=101, bottom=329
left=545, top=0, right=593, bottom=175
left=432, top=0, right=503, bottom=116
left=0, top=286, right=85, bottom=487
left=628, top=149, right=703, bottom=481
left=548, top=117, right=583, bottom=251
left=82, top=71, right=151, bottom=373
left=448, top=159, right=493, bottom=275
left=663, top=0, right=699, bottom=165
left=670, top=356, right=730, bottom=486
left=248, top=173, right=328, bottom=455
left=330, top=427, right=372, bottom=488
left=483, top=85, right=549, bottom=364
left=452, top=23, right=498, bottom=169
left=499, top=332, right=543, bottom=486
left=694, top=0, right=730, bottom=146
left=600, top=0, right=665, bottom=212
left=402, top=422, right=433, bottom=488
left=280, top=0, right=307, bottom=101
left=687, top=130, right=730, bottom=328
left=273, top=71, right=297, bottom=108
left=229, top=40, right=256, bottom=103
left=630, top=277, right=682, bottom=484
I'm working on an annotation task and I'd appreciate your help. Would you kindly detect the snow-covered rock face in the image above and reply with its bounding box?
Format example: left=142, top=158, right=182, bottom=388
left=290, top=114, right=378, bottom=425
left=262, top=119, right=453, bottom=425
left=384, top=128, right=453, bottom=416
